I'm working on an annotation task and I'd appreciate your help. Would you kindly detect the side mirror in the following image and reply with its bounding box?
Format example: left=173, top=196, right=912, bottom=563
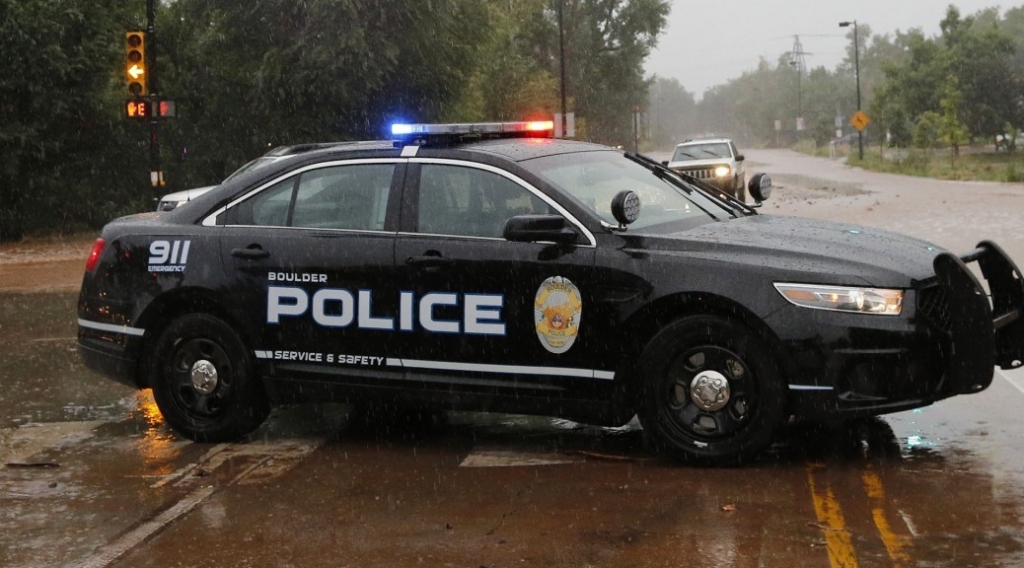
left=735, top=154, right=745, bottom=162
left=611, top=190, right=641, bottom=228
left=504, top=214, right=577, bottom=244
left=748, top=173, right=772, bottom=203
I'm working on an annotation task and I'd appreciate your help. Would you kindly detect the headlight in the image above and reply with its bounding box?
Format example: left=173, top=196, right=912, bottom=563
left=774, top=283, right=904, bottom=315
left=714, top=165, right=731, bottom=177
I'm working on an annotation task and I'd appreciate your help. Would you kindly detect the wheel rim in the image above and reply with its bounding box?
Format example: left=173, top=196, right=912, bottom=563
left=190, top=359, right=219, bottom=395
left=663, top=344, right=755, bottom=440
left=168, top=337, right=234, bottom=418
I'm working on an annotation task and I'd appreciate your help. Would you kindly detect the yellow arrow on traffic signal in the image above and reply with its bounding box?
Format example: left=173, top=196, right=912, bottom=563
left=125, top=31, right=147, bottom=96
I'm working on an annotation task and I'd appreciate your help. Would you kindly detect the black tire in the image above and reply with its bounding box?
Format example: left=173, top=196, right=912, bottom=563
left=734, top=175, right=746, bottom=202
left=639, top=315, right=785, bottom=465
left=150, top=314, right=270, bottom=442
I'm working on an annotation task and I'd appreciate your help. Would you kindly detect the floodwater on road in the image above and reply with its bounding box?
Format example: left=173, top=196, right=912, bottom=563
left=4, top=152, right=1024, bottom=567
left=4, top=288, right=1024, bottom=567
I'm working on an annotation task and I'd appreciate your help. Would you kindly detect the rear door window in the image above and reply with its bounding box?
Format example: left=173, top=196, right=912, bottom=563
left=228, top=163, right=395, bottom=231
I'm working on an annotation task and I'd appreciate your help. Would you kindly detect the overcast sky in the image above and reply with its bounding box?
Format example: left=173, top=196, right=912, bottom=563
left=645, top=0, right=1017, bottom=98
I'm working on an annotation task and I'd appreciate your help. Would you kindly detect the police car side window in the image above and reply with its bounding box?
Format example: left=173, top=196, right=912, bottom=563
left=232, top=177, right=295, bottom=226
left=418, top=165, right=551, bottom=238
left=230, top=164, right=394, bottom=230
left=291, top=164, right=394, bottom=231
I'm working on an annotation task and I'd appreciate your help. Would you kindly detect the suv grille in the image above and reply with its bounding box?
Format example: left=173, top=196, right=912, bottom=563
left=675, top=167, right=716, bottom=181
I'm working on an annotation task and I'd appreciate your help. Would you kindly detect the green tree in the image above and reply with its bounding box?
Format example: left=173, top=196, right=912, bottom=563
left=158, top=0, right=489, bottom=185
left=938, top=75, right=971, bottom=166
left=454, top=0, right=560, bottom=122
left=646, top=77, right=696, bottom=148
left=695, top=56, right=850, bottom=148
left=913, top=111, right=941, bottom=150
left=940, top=6, right=1020, bottom=139
left=874, top=6, right=1022, bottom=148
left=562, top=0, right=670, bottom=145
left=884, top=105, right=914, bottom=149
left=0, top=0, right=147, bottom=239
left=695, top=59, right=789, bottom=145
left=0, top=0, right=669, bottom=238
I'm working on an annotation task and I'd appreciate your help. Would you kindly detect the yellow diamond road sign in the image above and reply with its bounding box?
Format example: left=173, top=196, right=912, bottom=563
left=850, top=110, right=871, bottom=131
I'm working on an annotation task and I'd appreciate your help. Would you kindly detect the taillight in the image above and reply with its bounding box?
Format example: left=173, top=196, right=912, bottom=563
left=85, top=238, right=105, bottom=271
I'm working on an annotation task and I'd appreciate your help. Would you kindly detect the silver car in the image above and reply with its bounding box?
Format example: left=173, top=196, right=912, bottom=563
left=666, top=138, right=746, bottom=200
left=156, top=143, right=349, bottom=211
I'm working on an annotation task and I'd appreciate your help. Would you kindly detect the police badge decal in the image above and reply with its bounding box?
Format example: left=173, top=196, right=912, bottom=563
left=534, top=276, right=582, bottom=354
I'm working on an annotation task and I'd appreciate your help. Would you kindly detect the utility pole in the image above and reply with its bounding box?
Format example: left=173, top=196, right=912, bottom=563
left=788, top=35, right=811, bottom=135
left=839, top=20, right=863, bottom=160
left=633, top=106, right=641, bottom=153
left=558, top=0, right=567, bottom=138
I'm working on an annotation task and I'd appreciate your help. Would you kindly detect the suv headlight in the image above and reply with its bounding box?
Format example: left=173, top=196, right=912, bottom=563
left=774, top=283, right=904, bottom=315
left=714, top=165, right=731, bottom=177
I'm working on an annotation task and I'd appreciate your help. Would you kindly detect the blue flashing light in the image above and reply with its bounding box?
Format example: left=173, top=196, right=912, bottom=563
left=391, top=123, right=414, bottom=136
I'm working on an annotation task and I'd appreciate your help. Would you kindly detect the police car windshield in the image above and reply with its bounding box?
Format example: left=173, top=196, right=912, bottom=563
left=521, top=150, right=730, bottom=231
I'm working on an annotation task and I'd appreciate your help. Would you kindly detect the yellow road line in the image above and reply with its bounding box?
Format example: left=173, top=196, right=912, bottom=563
left=862, top=468, right=912, bottom=566
left=807, top=463, right=860, bottom=568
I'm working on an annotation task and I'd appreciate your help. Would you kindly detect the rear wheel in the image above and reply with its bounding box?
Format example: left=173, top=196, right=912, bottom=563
left=150, top=314, right=270, bottom=442
left=639, top=315, right=784, bottom=465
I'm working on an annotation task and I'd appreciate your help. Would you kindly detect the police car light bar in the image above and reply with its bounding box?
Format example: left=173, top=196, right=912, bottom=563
left=390, top=121, right=555, bottom=138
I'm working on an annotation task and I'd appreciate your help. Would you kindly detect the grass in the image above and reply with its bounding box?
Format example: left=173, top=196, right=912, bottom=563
left=795, top=141, right=1023, bottom=182
left=851, top=148, right=1023, bottom=182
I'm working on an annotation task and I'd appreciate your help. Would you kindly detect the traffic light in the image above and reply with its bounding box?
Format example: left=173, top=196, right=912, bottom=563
left=158, top=100, right=176, bottom=117
left=125, top=31, right=147, bottom=96
left=125, top=99, right=151, bottom=119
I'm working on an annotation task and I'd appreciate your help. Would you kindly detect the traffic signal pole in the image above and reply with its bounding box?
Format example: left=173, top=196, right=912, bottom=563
left=147, top=0, right=161, bottom=187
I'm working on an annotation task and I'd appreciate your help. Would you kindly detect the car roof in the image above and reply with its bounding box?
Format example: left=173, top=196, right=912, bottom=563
left=161, top=137, right=615, bottom=224
left=256, top=137, right=611, bottom=166
left=429, top=137, right=612, bottom=162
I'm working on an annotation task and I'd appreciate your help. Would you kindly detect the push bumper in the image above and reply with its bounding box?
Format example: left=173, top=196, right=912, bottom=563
left=786, top=241, right=1023, bottom=420
left=932, top=240, right=1024, bottom=393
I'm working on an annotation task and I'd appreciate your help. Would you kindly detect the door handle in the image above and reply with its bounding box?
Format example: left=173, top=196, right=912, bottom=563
left=405, top=255, right=455, bottom=270
left=231, top=245, right=270, bottom=260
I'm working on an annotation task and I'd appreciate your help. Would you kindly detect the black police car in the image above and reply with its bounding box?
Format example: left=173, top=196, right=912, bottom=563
left=77, top=121, right=1024, bottom=464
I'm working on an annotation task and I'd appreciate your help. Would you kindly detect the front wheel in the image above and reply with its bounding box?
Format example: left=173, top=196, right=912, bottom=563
left=639, top=315, right=785, bottom=465
left=150, top=314, right=270, bottom=442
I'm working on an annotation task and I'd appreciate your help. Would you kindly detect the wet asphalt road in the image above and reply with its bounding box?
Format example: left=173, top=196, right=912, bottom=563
left=3, top=149, right=1024, bottom=568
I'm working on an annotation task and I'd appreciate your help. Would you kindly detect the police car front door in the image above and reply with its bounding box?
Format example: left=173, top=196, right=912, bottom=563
left=217, top=161, right=404, bottom=383
left=394, top=162, right=609, bottom=396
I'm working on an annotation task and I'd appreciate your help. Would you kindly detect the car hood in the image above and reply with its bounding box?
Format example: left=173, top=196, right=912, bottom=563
left=667, top=157, right=731, bottom=169
left=634, top=214, right=947, bottom=287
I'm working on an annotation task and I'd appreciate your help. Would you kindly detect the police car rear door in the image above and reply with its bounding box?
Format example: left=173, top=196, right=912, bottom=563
left=212, top=159, right=406, bottom=382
